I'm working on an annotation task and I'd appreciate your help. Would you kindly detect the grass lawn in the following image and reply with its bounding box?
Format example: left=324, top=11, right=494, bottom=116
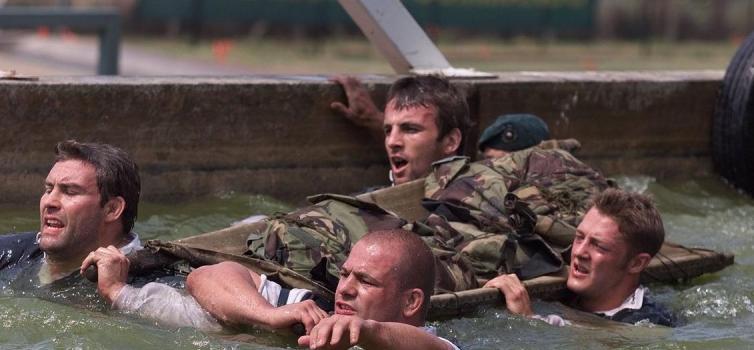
left=128, top=35, right=743, bottom=74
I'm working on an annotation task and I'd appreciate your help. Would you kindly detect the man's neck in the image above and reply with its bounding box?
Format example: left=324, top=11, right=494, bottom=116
left=38, top=254, right=85, bottom=284
left=39, top=232, right=132, bottom=284
left=576, top=282, right=640, bottom=313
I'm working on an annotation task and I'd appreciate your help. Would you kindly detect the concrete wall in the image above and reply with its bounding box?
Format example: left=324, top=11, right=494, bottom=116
left=0, top=71, right=722, bottom=205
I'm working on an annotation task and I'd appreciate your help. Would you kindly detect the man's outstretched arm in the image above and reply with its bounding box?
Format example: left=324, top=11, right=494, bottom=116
left=187, top=261, right=327, bottom=333
left=330, top=75, right=384, bottom=139
left=298, top=315, right=456, bottom=350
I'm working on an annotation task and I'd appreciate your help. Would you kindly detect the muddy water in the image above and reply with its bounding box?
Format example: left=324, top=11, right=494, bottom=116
left=0, top=177, right=752, bottom=350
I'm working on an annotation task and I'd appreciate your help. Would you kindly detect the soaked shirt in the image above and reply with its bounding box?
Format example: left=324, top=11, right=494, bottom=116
left=0, top=231, right=168, bottom=310
left=537, top=286, right=677, bottom=327
left=594, top=286, right=677, bottom=327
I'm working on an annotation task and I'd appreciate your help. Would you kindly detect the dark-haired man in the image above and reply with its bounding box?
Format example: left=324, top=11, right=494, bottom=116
left=333, top=75, right=471, bottom=185
left=0, top=140, right=142, bottom=285
left=332, top=76, right=562, bottom=162
left=485, top=188, right=677, bottom=327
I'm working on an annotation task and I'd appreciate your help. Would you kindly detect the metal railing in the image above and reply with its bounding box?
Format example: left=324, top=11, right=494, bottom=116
left=0, top=7, right=120, bottom=75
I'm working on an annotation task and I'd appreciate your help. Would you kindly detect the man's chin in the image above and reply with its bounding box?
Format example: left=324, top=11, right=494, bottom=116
left=566, top=277, right=588, bottom=293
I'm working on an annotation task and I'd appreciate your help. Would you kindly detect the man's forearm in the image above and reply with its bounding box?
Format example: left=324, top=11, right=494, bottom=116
left=114, top=283, right=221, bottom=331
left=186, top=262, right=279, bottom=327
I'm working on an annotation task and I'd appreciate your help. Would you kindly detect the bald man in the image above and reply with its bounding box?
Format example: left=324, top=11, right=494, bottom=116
left=86, top=230, right=459, bottom=349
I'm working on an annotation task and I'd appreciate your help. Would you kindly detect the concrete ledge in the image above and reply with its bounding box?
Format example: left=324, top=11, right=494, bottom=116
left=0, top=71, right=723, bottom=205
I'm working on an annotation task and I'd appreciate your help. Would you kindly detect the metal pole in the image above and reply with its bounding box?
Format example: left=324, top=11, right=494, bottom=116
left=99, top=17, right=120, bottom=75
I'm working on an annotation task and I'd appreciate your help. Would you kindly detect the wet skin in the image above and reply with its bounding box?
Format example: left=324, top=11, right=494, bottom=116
left=567, top=207, right=641, bottom=311
left=334, top=241, right=404, bottom=322
left=39, top=159, right=107, bottom=262
left=383, top=101, right=459, bottom=185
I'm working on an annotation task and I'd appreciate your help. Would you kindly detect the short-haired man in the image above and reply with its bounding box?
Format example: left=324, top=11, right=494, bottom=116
left=86, top=230, right=459, bottom=349
left=332, top=76, right=562, bottom=163
left=484, top=188, right=676, bottom=327
left=0, top=140, right=142, bottom=285
left=333, top=75, right=471, bottom=185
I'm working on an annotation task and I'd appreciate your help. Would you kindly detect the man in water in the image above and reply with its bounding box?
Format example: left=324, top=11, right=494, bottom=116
left=331, top=76, right=555, bottom=160
left=333, top=74, right=472, bottom=186
left=0, top=140, right=142, bottom=286
left=85, top=229, right=460, bottom=349
left=485, top=188, right=676, bottom=327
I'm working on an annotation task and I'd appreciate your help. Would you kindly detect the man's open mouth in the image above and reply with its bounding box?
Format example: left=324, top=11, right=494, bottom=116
left=335, top=302, right=356, bottom=315
left=43, top=217, right=64, bottom=231
left=572, top=261, right=590, bottom=275
left=391, top=156, right=408, bottom=171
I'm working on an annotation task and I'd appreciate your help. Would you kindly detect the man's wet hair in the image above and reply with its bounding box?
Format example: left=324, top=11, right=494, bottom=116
left=591, top=188, right=665, bottom=257
left=360, top=229, right=435, bottom=320
left=54, top=140, right=141, bottom=235
left=386, top=75, right=472, bottom=155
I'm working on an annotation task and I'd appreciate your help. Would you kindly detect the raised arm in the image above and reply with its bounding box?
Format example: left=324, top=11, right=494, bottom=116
left=330, top=75, right=384, bottom=138
left=186, top=261, right=327, bottom=333
left=298, top=315, right=456, bottom=350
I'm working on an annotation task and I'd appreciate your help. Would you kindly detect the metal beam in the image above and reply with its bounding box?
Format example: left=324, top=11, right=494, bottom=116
left=338, top=0, right=494, bottom=78
left=0, top=7, right=121, bottom=75
left=338, top=0, right=449, bottom=74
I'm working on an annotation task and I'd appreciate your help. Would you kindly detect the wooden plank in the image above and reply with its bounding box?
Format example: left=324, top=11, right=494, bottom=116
left=428, top=244, right=734, bottom=318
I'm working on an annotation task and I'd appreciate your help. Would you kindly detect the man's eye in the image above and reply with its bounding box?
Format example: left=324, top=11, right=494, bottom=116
left=43, top=187, right=52, bottom=194
left=594, top=243, right=608, bottom=252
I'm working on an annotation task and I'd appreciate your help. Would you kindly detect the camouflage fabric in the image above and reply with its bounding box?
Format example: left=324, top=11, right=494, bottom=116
left=245, top=193, right=479, bottom=293
left=427, top=145, right=609, bottom=232
left=245, top=194, right=406, bottom=291
left=422, top=144, right=610, bottom=280
left=243, top=143, right=607, bottom=291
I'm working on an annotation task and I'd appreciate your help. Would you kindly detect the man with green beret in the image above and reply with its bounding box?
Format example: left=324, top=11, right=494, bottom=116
left=477, top=114, right=550, bottom=159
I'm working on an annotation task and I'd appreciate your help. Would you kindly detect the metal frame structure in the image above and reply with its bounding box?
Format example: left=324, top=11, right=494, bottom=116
left=338, top=0, right=494, bottom=78
left=0, top=7, right=120, bottom=75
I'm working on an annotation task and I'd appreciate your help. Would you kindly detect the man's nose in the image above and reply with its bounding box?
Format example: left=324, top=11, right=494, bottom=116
left=385, top=129, right=402, bottom=149
left=41, top=189, right=61, bottom=211
left=572, top=239, right=587, bottom=258
left=337, top=275, right=357, bottom=298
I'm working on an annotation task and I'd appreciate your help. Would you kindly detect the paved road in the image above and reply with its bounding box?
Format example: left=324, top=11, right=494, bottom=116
left=1, top=33, right=256, bottom=76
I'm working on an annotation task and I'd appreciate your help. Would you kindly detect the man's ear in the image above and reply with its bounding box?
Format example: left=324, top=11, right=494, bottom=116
left=402, top=288, right=425, bottom=319
left=627, top=252, right=652, bottom=274
left=104, top=196, right=126, bottom=223
left=441, top=128, right=462, bottom=156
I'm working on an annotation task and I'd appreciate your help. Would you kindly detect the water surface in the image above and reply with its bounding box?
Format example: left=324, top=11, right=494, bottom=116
left=0, top=178, right=752, bottom=349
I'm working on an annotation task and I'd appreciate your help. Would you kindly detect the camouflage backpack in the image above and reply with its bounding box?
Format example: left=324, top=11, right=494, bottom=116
left=245, top=194, right=406, bottom=291
left=244, top=193, right=479, bottom=293
left=422, top=145, right=609, bottom=280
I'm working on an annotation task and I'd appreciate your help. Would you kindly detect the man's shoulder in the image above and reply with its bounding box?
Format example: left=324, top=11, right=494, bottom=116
left=0, top=231, right=43, bottom=269
left=606, top=291, right=677, bottom=327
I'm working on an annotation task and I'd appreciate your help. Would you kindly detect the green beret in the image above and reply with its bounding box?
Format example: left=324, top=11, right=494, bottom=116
left=478, top=114, right=550, bottom=152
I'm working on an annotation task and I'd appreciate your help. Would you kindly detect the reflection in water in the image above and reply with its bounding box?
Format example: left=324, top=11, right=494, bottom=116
left=0, top=181, right=751, bottom=349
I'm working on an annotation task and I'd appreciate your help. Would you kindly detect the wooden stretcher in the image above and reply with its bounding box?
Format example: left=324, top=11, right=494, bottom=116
left=132, top=178, right=734, bottom=319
